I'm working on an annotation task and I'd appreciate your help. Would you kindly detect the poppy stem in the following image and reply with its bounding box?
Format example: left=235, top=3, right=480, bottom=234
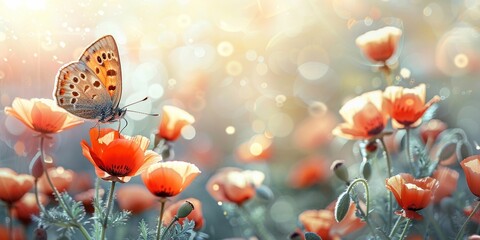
left=238, top=205, right=275, bottom=240
left=160, top=217, right=178, bottom=240
left=101, top=181, right=116, bottom=240
left=34, top=179, right=48, bottom=215
left=381, top=63, right=393, bottom=86
left=39, top=137, right=91, bottom=240
left=6, top=203, right=12, bottom=240
left=389, top=216, right=403, bottom=238
left=405, top=128, right=415, bottom=173
left=379, top=137, right=393, bottom=231
left=454, top=200, right=480, bottom=240
left=399, top=218, right=412, bottom=240
left=156, top=198, right=166, bottom=240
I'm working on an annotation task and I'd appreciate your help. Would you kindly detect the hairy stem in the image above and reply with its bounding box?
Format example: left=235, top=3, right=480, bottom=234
left=399, top=218, right=412, bottom=240
left=160, top=217, right=178, bottom=240
left=389, top=216, right=403, bottom=238
left=39, top=136, right=91, bottom=240
left=101, top=181, right=116, bottom=240
left=405, top=128, right=415, bottom=173
left=455, top=200, right=480, bottom=240
left=379, top=137, right=393, bottom=231
left=156, top=198, right=166, bottom=240
left=239, top=205, right=275, bottom=240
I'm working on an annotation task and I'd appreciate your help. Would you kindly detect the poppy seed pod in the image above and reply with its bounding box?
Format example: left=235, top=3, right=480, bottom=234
left=330, top=160, right=349, bottom=183
left=176, top=201, right=195, bottom=218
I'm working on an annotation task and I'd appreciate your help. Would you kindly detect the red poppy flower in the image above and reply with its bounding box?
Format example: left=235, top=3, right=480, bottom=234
left=157, top=105, right=195, bottom=141
left=460, top=155, right=480, bottom=197
left=142, top=161, right=200, bottom=198
left=383, top=84, right=441, bottom=129
left=332, top=90, right=389, bottom=140
left=206, top=168, right=264, bottom=205
left=419, top=119, right=447, bottom=145
left=385, top=173, right=438, bottom=220
left=163, top=198, right=204, bottom=231
left=13, top=193, right=49, bottom=225
left=0, top=225, right=25, bottom=240
left=116, top=184, right=156, bottom=214
left=4, top=97, right=83, bottom=134
left=74, top=189, right=104, bottom=214
left=81, top=128, right=160, bottom=183
left=432, top=166, right=458, bottom=203
left=287, top=155, right=330, bottom=189
left=38, top=167, right=74, bottom=196
left=0, top=168, right=34, bottom=204
left=355, top=26, right=402, bottom=63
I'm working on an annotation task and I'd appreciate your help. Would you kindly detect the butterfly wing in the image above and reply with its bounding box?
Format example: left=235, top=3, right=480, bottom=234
left=79, top=35, right=122, bottom=109
left=54, top=61, right=115, bottom=120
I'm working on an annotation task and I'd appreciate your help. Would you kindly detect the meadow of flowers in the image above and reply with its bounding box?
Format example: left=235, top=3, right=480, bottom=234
left=1, top=1, right=480, bottom=240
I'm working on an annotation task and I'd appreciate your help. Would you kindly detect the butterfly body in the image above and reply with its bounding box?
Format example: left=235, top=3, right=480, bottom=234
left=54, top=35, right=125, bottom=123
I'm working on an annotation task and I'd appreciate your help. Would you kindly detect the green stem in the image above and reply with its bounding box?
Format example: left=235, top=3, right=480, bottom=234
left=379, top=137, right=394, bottom=231
left=156, top=198, right=166, bottom=240
left=6, top=203, right=12, bottom=240
left=405, top=128, right=415, bottom=173
left=160, top=217, right=178, bottom=240
left=381, top=63, right=392, bottom=86
left=345, top=178, right=377, bottom=238
left=455, top=200, right=480, bottom=240
left=239, top=205, right=275, bottom=240
left=100, top=181, right=116, bottom=240
left=389, top=216, right=403, bottom=238
left=39, top=136, right=91, bottom=240
left=399, top=218, right=412, bottom=240
left=34, top=179, right=48, bottom=215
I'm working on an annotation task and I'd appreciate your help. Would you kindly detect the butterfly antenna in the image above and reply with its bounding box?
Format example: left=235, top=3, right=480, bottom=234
left=126, top=109, right=159, bottom=116
left=121, top=97, right=149, bottom=109
left=120, top=118, right=128, bottom=133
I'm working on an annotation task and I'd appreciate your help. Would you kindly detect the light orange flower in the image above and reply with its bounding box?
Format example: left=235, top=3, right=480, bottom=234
left=74, top=189, right=104, bottom=214
left=332, top=91, right=389, bottom=140
left=81, top=128, right=160, bottom=183
left=287, top=155, right=330, bottom=189
left=460, top=155, right=480, bottom=197
left=236, top=134, right=273, bottom=162
left=384, top=84, right=441, bottom=129
left=116, top=184, right=156, bottom=214
left=157, top=105, right=195, bottom=141
left=142, top=161, right=200, bottom=198
left=13, top=193, right=49, bottom=225
left=432, top=166, right=458, bottom=203
left=293, top=111, right=337, bottom=150
left=355, top=26, right=402, bottom=63
left=299, top=202, right=364, bottom=240
left=163, top=198, right=204, bottom=231
left=38, top=167, right=74, bottom=196
left=206, top=168, right=264, bottom=205
left=4, top=97, right=83, bottom=134
left=0, top=168, right=34, bottom=204
left=385, top=173, right=438, bottom=220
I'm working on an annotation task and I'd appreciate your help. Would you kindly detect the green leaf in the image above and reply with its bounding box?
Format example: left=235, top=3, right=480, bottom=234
left=335, top=191, right=351, bottom=222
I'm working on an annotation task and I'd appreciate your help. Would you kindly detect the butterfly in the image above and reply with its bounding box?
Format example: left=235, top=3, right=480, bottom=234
left=54, top=35, right=126, bottom=123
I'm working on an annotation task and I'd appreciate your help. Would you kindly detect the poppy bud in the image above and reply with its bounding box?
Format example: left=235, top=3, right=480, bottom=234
left=360, top=160, right=371, bottom=180
left=335, top=191, right=351, bottom=222
left=255, top=185, right=274, bottom=201
left=289, top=232, right=303, bottom=240
left=33, top=226, right=47, bottom=240
left=176, top=200, right=195, bottom=218
left=330, top=160, right=349, bottom=183
left=29, top=152, right=44, bottom=179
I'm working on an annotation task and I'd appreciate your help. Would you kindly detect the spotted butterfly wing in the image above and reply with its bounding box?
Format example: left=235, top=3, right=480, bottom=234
left=54, top=35, right=125, bottom=123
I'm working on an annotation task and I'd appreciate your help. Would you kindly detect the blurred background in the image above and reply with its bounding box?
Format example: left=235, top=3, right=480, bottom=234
left=1, top=0, right=480, bottom=238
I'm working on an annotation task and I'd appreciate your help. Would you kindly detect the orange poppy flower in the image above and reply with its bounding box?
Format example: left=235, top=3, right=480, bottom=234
left=74, top=189, right=104, bottom=214
left=0, top=225, right=26, bottom=240
left=460, top=155, right=480, bottom=197
left=206, top=168, right=265, bottom=205
left=163, top=198, right=204, bottom=231
left=287, top=155, right=330, bottom=189
left=236, top=134, right=273, bottom=162
left=432, top=166, right=459, bottom=203
left=0, top=168, right=34, bottom=204
left=4, top=97, right=83, bottom=135
left=355, top=26, right=402, bottom=64
left=419, top=119, right=447, bottom=145
left=293, top=111, right=337, bottom=150
left=142, top=161, right=200, bottom=198
left=298, top=202, right=364, bottom=240
left=332, top=90, right=389, bottom=140
left=385, top=173, right=438, bottom=220
left=383, top=84, right=441, bottom=129
left=157, top=105, right=195, bottom=141
left=38, top=167, right=74, bottom=196
left=81, top=128, right=160, bottom=183
left=116, top=184, right=156, bottom=214
left=13, top=193, right=49, bottom=225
